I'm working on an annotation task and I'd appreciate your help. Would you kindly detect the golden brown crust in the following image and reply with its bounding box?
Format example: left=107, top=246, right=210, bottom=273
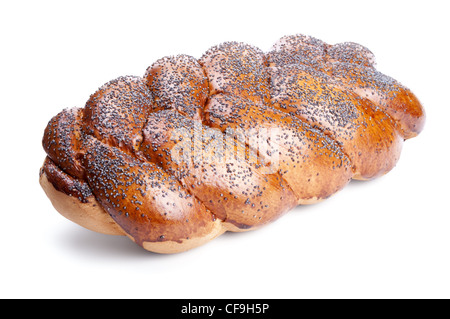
left=40, top=158, right=125, bottom=236
left=270, top=64, right=404, bottom=180
left=83, top=76, right=153, bottom=153
left=40, top=33, right=425, bottom=253
left=83, top=135, right=225, bottom=246
left=267, top=34, right=328, bottom=69
left=140, top=110, right=298, bottom=230
left=144, top=55, right=209, bottom=120
left=267, top=34, right=425, bottom=140
left=40, top=156, right=225, bottom=252
left=141, top=218, right=225, bottom=254
left=200, top=42, right=271, bottom=105
left=205, top=93, right=353, bottom=203
left=42, top=108, right=85, bottom=179
left=328, top=63, right=425, bottom=139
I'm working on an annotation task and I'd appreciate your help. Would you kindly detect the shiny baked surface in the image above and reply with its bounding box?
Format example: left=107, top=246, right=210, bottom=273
left=40, top=34, right=425, bottom=253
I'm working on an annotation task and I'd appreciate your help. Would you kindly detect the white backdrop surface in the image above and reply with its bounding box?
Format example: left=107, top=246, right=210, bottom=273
left=0, top=0, right=448, bottom=298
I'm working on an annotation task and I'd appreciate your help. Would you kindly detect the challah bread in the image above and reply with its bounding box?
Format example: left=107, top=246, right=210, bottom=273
left=40, top=34, right=425, bottom=253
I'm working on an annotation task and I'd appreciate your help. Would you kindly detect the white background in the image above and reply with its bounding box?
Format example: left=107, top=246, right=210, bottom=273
left=1, top=0, right=448, bottom=299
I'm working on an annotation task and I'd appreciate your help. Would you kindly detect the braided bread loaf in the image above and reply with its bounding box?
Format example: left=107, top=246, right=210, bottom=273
left=40, top=34, right=425, bottom=253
